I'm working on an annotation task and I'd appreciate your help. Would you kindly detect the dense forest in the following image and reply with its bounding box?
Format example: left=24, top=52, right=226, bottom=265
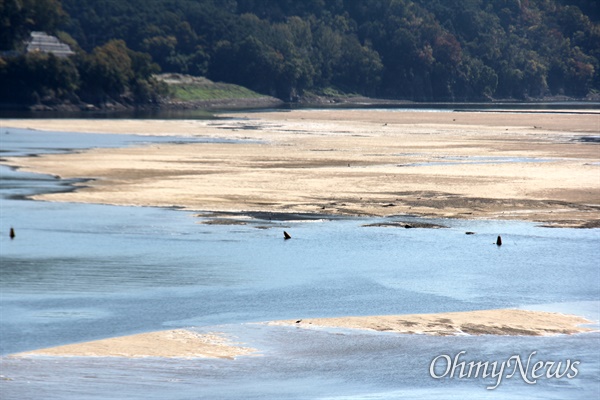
left=1, top=0, right=599, bottom=108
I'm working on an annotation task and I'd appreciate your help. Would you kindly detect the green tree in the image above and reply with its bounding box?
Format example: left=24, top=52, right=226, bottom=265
left=3, top=0, right=599, bottom=103
left=0, top=52, right=79, bottom=103
left=333, top=36, right=382, bottom=95
left=77, top=39, right=161, bottom=103
left=0, top=0, right=67, bottom=50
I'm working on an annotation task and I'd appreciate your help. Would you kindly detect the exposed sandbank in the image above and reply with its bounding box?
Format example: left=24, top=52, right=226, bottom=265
left=9, top=310, right=593, bottom=359
left=11, top=329, right=255, bottom=359
left=273, top=309, right=594, bottom=336
left=2, top=109, right=599, bottom=227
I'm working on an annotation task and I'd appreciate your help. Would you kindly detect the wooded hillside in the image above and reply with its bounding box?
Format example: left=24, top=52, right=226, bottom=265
left=1, top=0, right=598, bottom=108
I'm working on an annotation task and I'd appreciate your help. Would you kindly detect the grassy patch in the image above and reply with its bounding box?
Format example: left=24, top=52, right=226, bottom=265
left=156, top=73, right=270, bottom=102
left=169, top=81, right=267, bottom=101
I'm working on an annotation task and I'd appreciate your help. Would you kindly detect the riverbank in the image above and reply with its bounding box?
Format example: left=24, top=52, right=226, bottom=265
left=3, top=109, right=599, bottom=227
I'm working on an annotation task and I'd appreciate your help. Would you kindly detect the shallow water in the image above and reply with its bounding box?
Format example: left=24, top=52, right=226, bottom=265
left=397, top=155, right=555, bottom=167
left=0, top=126, right=598, bottom=399
left=0, top=127, right=241, bottom=158
left=2, top=326, right=598, bottom=400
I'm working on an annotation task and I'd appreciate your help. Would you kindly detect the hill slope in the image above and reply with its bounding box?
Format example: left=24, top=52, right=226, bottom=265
left=1, top=0, right=599, bottom=108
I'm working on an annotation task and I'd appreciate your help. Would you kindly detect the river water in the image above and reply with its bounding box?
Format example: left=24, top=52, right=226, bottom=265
left=0, top=124, right=598, bottom=399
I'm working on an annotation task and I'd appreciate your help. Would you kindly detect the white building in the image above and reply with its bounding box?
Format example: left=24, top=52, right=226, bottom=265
left=26, top=31, right=74, bottom=57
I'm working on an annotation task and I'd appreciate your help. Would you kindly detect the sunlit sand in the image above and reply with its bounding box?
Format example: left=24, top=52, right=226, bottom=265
left=11, top=329, right=255, bottom=359
left=272, top=309, right=594, bottom=336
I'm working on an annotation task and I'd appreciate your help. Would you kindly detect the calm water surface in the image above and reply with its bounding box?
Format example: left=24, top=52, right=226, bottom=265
left=0, top=125, right=598, bottom=399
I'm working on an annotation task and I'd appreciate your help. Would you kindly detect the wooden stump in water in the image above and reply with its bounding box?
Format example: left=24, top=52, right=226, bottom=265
left=496, top=235, right=502, bottom=246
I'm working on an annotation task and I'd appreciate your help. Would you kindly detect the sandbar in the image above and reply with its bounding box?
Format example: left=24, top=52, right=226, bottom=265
left=11, top=329, right=256, bottom=359
left=9, top=311, right=593, bottom=360
left=2, top=109, right=599, bottom=227
left=273, top=309, right=594, bottom=336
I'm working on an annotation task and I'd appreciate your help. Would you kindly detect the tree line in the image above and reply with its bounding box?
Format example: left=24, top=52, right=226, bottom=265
left=1, top=0, right=598, bottom=107
left=0, top=0, right=165, bottom=107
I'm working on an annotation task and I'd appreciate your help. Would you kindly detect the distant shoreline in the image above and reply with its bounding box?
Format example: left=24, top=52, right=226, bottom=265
left=1, top=93, right=598, bottom=116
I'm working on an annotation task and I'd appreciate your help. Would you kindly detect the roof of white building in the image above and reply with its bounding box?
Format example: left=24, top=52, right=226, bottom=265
left=26, top=31, right=74, bottom=57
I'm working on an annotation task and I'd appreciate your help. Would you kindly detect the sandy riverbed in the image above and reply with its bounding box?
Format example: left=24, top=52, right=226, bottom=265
left=9, top=309, right=592, bottom=359
left=273, top=309, right=594, bottom=336
left=3, top=110, right=598, bottom=227
left=11, top=329, right=256, bottom=359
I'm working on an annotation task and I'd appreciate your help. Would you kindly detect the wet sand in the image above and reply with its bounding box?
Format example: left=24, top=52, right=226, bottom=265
left=3, top=109, right=599, bottom=227
left=11, top=329, right=256, bottom=359
left=274, top=309, right=594, bottom=336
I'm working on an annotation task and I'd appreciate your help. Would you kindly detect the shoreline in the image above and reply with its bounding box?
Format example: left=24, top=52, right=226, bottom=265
left=2, top=109, right=599, bottom=227
left=2, top=94, right=598, bottom=114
